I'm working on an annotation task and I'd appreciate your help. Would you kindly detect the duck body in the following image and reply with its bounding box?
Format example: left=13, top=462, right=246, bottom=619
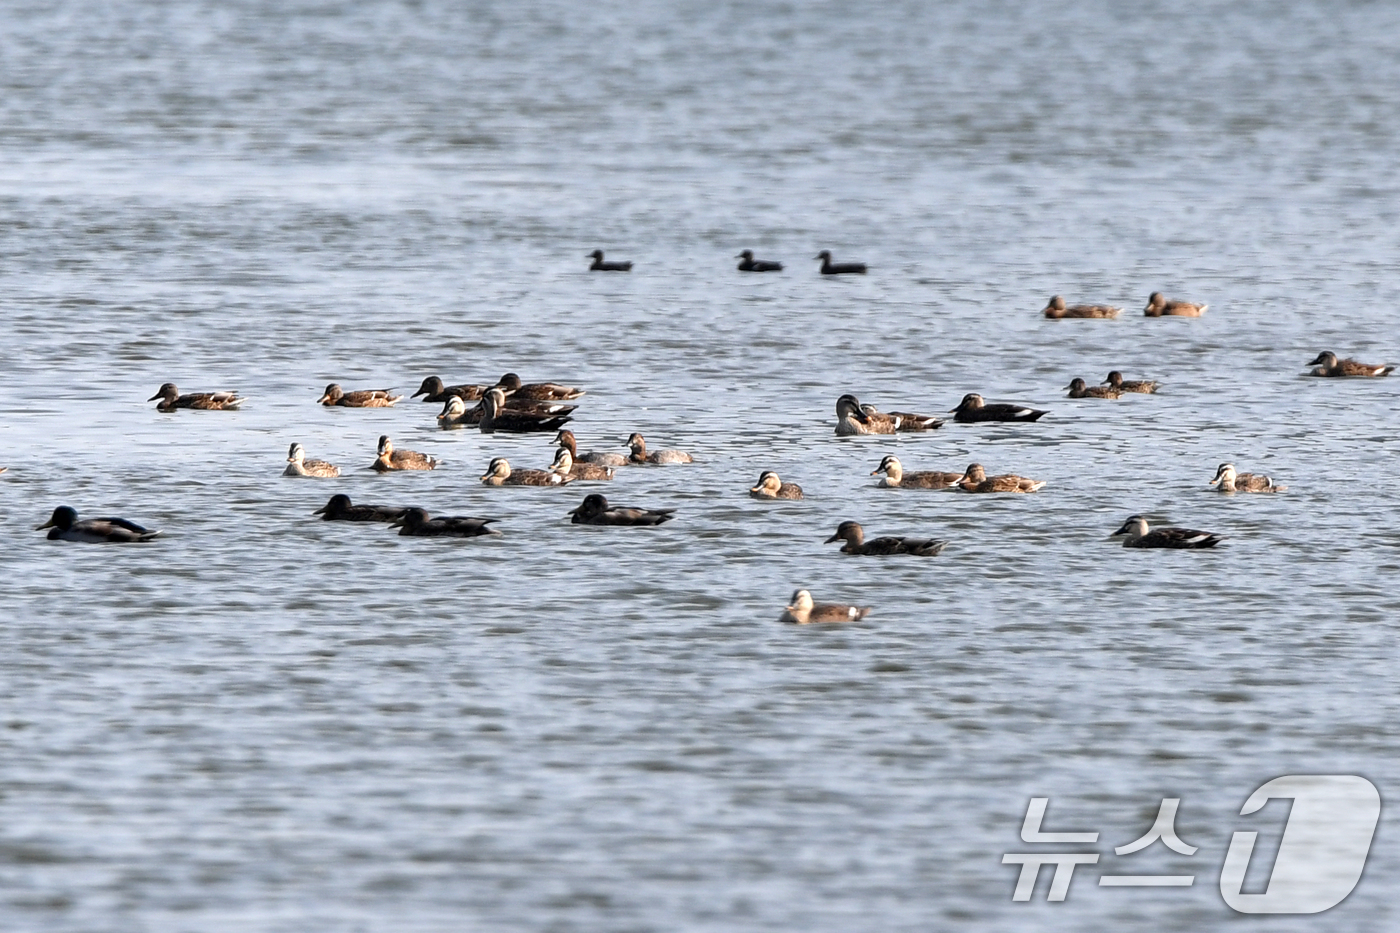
left=149, top=383, right=243, bottom=412
left=871, top=455, right=961, bottom=489
left=588, top=249, right=632, bottom=271
left=371, top=435, right=438, bottom=472
left=556, top=430, right=629, bottom=467
left=956, top=463, right=1046, bottom=493
left=736, top=250, right=783, bottom=272
left=411, top=376, right=487, bottom=403
left=814, top=250, right=866, bottom=274
left=550, top=447, right=614, bottom=481
left=779, top=589, right=871, bottom=624
left=1307, top=351, right=1394, bottom=377
left=36, top=506, right=159, bottom=543
left=1103, top=371, right=1159, bottom=393
left=1066, top=378, right=1121, bottom=399
left=950, top=393, right=1048, bottom=423
left=1144, top=292, right=1207, bottom=317
left=824, top=520, right=946, bottom=556
left=749, top=471, right=803, bottom=500
left=835, top=394, right=944, bottom=435
left=1209, top=463, right=1286, bottom=493
left=627, top=433, right=693, bottom=464
left=1042, top=296, right=1121, bottom=319
left=314, top=494, right=407, bottom=523
left=480, top=388, right=574, bottom=433
left=480, top=457, right=571, bottom=487
left=1112, top=514, right=1222, bottom=548
left=495, top=372, right=586, bottom=401
left=569, top=493, right=675, bottom=526
left=283, top=443, right=341, bottom=477
left=318, top=384, right=404, bottom=407
left=393, top=508, right=501, bottom=538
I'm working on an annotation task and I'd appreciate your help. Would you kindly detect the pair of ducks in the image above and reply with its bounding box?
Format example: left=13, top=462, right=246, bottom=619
left=871, top=456, right=1046, bottom=493
left=1041, top=293, right=1208, bottom=319
left=556, top=429, right=694, bottom=466
left=437, top=388, right=576, bottom=433
left=284, top=438, right=438, bottom=476
left=1066, top=372, right=1161, bottom=398
left=312, top=495, right=498, bottom=537
left=834, top=393, right=1048, bottom=435
left=414, top=372, right=585, bottom=404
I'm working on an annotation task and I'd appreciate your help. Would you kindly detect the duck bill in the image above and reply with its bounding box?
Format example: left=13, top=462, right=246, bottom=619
left=316, top=394, right=332, bottom=404
left=869, top=468, right=881, bottom=476
left=312, top=506, right=327, bottom=515
left=823, top=533, right=841, bottom=543
left=35, top=519, right=56, bottom=530
left=1109, top=525, right=1130, bottom=537
left=146, top=393, right=164, bottom=401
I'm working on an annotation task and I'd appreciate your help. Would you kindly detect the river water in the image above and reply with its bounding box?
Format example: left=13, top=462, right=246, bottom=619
left=2, top=1, right=1398, bottom=930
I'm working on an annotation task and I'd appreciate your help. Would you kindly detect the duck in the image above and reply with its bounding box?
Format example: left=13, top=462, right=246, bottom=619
left=834, top=394, right=945, bottom=435
left=148, top=383, right=243, bottom=412
left=569, top=493, right=675, bottom=526
left=556, top=429, right=629, bottom=467
left=779, top=589, right=871, bottom=624
left=1307, top=351, right=1394, bottom=377
left=814, top=250, right=866, bottom=274
left=550, top=447, right=614, bottom=481
left=494, top=372, right=586, bottom=401
left=1144, top=292, right=1207, bottom=317
left=1041, top=296, right=1121, bottom=319
left=392, top=508, right=501, bottom=538
left=283, top=443, right=341, bottom=477
left=1066, top=377, right=1121, bottom=399
left=313, top=494, right=407, bottom=523
left=1111, top=514, right=1222, bottom=548
left=1103, top=371, right=1159, bottom=394
left=949, top=393, right=1048, bottom=423
left=479, top=388, right=574, bottom=433
left=736, top=249, right=783, bottom=272
left=628, top=432, right=693, bottom=464
left=410, top=376, right=487, bottom=403
left=870, top=455, right=962, bottom=489
left=36, top=506, right=160, bottom=543
left=480, top=457, right=571, bottom=487
left=956, top=463, right=1046, bottom=493
left=436, top=395, right=475, bottom=428
left=1209, top=462, right=1286, bottom=493
left=317, top=384, right=403, bottom=407
left=749, top=471, right=803, bottom=500
left=824, top=520, right=946, bottom=556
left=589, top=249, right=632, bottom=271
left=370, top=435, right=438, bottom=472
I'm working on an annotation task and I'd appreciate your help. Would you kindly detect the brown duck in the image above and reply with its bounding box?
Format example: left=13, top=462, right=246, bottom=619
left=1042, top=296, right=1121, bottom=319
left=1144, top=292, right=1207, bottom=317
left=956, top=463, right=1046, bottom=493
left=371, top=435, right=438, bottom=472
left=749, top=471, right=803, bottom=500
left=1066, top=378, right=1121, bottom=399
left=871, top=455, right=961, bottom=489
left=1209, top=463, right=1286, bottom=493
left=1307, top=351, right=1393, bottom=377
left=480, top=457, right=571, bottom=487
left=835, top=394, right=945, bottom=435
left=148, top=383, right=243, bottom=412
left=318, top=384, right=404, bottom=407
left=824, top=520, right=946, bottom=556
left=779, top=589, right=871, bottom=624
left=1103, top=371, right=1159, bottom=393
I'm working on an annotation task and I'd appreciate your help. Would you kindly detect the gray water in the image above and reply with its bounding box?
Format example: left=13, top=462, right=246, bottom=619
left=3, top=1, right=1399, bottom=930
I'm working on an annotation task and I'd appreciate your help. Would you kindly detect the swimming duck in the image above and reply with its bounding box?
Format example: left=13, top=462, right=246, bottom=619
left=371, top=435, right=438, bottom=472
left=749, top=471, right=803, bottom=500
left=824, top=520, right=946, bottom=556
left=835, top=394, right=945, bottom=435
left=1111, top=514, right=1222, bottom=548
left=556, top=429, right=629, bottom=467
left=569, top=493, right=675, bottom=526
left=550, top=447, right=614, bottom=481
left=1307, top=351, right=1394, bottom=377
left=148, top=383, right=243, bottom=412
left=870, top=455, right=962, bottom=489
left=36, top=506, right=159, bottom=543
left=736, top=250, right=783, bottom=272
left=1144, top=292, right=1207, bottom=317
left=1041, top=296, right=1121, bottom=319
left=779, top=589, right=871, bottom=624
left=589, top=249, right=632, bottom=271
left=1066, top=377, right=1121, bottom=399
left=814, top=250, right=866, bottom=274
left=480, top=388, right=574, bottom=433
left=283, top=443, right=341, bottom=477
left=392, top=508, right=502, bottom=538
left=410, top=376, right=487, bottom=403
left=949, top=393, right=1048, bottom=423
left=480, top=457, right=571, bottom=487
left=318, top=384, right=404, bottom=407
left=628, top=433, right=693, bottom=464
left=494, top=372, right=586, bottom=401
left=956, top=463, right=1046, bottom=493
left=1103, top=371, right=1159, bottom=393
left=1209, top=463, right=1286, bottom=493
left=436, top=395, right=475, bottom=428
left=313, top=494, right=408, bottom=523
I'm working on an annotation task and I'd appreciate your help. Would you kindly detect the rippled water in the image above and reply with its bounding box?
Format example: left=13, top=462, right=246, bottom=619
left=3, top=1, right=1399, bottom=930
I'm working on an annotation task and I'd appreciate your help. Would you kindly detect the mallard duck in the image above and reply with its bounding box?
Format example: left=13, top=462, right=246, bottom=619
left=36, top=505, right=159, bottom=543
left=318, top=384, right=404, bottom=407
left=283, top=443, right=340, bottom=477
left=1041, top=296, right=1121, bottom=319
left=556, top=429, right=629, bottom=467
left=1111, top=514, right=1222, bottom=548
left=1144, top=292, right=1207, bottom=317
left=949, top=393, right=1048, bottom=423
left=736, top=250, right=783, bottom=272
left=148, top=383, right=243, bottom=412
left=550, top=447, right=614, bottom=481
left=410, top=376, right=487, bottom=403
left=870, top=455, right=961, bottom=489
left=371, top=435, right=438, bottom=472
left=779, top=589, right=871, bottom=624
left=1103, top=371, right=1159, bottom=393
left=569, top=493, right=675, bottom=526
left=1066, top=377, right=1122, bottom=399
left=1209, top=463, right=1286, bottom=493
left=439, top=393, right=576, bottom=429
left=479, top=388, right=574, bottom=433
left=824, top=520, right=946, bottom=556
left=628, top=433, right=693, bottom=464
left=589, top=249, right=632, bottom=271
left=480, top=457, right=571, bottom=487
left=956, top=463, right=1046, bottom=493
left=1307, top=351, right=1394, bottom=377
left=494, top=372, right=586, bottom=401
left=313, top=494, right=407, bottom=523
left=814, top=250, right=866, bottom=274
left=392, top=508, right=501, bottom=538
left=749, top=471, right=803, bottom=500
left=835, top=394, right=944, bottom=435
